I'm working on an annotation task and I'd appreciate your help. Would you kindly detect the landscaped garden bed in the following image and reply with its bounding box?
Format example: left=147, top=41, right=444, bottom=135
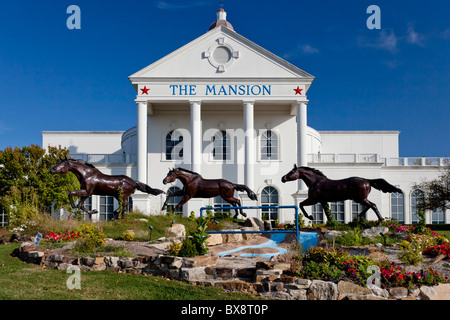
left=2, top=210, right=450, bottom=300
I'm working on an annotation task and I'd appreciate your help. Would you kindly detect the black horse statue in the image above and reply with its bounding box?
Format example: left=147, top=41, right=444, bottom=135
left=162, top=167, right=257, bottom=218
left=281, top=164, right=403, bottom=222
left=50, top=157, right=164, bottom=219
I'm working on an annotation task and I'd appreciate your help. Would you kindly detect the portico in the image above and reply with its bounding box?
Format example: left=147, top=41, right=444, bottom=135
left=128, top=8, right=314, bottom=217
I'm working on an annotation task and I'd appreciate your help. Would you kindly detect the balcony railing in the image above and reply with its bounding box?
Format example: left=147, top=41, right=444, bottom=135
left=308, top=154, right=449, bottom=167
left=70, top=154, right=137, bottom=164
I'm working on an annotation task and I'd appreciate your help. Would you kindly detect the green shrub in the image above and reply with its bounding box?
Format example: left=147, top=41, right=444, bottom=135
left=72, top=224, right=106, bottom=254
left=178, top=238, right=198, bottom=257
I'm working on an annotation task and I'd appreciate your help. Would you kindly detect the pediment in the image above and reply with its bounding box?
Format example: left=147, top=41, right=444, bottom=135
left=129, top=26, right=314, bottom=85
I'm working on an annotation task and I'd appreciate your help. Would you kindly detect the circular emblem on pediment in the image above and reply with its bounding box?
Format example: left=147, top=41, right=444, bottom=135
left=203, top=37, right=239, bottom=73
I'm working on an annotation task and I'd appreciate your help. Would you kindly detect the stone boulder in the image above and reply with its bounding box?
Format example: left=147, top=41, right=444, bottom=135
left=166, top=223, right=186, bottom=239
left=244, top=217, right=265, bottom=231
left=308, top=280, right=338, bottom=300
left=362, top=227, right=389, bottom=238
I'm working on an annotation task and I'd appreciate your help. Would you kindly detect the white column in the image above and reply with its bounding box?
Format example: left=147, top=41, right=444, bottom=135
left=137, top=101, right=148, bottom=183
left=243, top=100, right=255, bottom=190
left=297, top=101, right=308, bottom=191
left=190, top=100, right=202, bottom=174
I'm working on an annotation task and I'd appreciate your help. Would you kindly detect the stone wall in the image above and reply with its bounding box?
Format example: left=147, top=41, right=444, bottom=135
left=13, top=241, right=449, bottom=300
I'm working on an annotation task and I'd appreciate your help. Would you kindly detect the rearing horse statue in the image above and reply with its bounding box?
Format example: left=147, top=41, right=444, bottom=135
left=281, top=164, right=403, bottom=222
left=50, top=157, right=164, bottom=219
left=162, top=167, right=258, bottom=218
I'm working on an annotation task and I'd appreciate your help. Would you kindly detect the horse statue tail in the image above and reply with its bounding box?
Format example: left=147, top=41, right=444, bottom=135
left=233, top=184, right=258, bottom=201
left=369, top=179, right=403, bottom=194
left=135, top=181, right=165, bottom=196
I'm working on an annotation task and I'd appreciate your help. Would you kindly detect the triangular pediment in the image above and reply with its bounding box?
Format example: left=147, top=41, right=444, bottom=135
left=129, top=26, right=314, bottom=86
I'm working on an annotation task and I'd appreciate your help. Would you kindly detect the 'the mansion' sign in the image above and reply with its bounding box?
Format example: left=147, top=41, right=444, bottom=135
left=138, top=83, right=306, bottom=99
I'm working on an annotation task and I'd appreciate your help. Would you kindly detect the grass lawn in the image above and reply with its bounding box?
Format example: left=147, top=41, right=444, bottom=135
left=0, top=243, right=260, bottom=300
left=435, top=229, right=450, bottom=240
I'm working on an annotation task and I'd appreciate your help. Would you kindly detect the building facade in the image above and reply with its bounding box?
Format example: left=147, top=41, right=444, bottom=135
left=42, top=9, right=449, bottom=225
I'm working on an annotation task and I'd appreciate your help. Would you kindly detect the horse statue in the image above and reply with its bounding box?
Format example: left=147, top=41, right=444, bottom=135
left=162, top=167, right=258, bottom=218
left=50, top=157, right=164, bottom=219
left=281, top=164, right=403, bottom=222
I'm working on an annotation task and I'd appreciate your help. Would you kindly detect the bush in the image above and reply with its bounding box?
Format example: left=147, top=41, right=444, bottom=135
left=178, top=238, right=198, bottom=258
left=301, top=247, right=375, bottom=287
left=72, top=224, right=106, bottom=253
left=120, top=231, right=135, bottom=241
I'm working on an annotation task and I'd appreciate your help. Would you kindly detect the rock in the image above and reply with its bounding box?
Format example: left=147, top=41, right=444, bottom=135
left=324, top=230, right=346, bottom=240
left=408, top=287, right=420, bottom=298
left=288, top=289, right=308, bottom=300
left=389, top=287, right=408, bottom=299
left=241, top=227, right=259, bottom=240
left=432, top=283, right=450, bottom=300
left=420, top=286, right=438, bottom=300
left=308, top=280, right=338, bottom=300
left=105, top=256, right=119, bottom=268
left=205, top=233, right=222, bottom=246
left=371, top=285, right=389, bottom=299
left=362, top=227, right=389, bottom=238
left=222, top=230, right=243, bottom=243
left=215, top=267, right=234, bottom=279
left=180, top=267, right=207, bottom=282
left=244, top=217, right=265, bottom=231
left=337, top=281, right=372, bottom=299
left=393, top=232, right=409, bottom=240
left=94, top=257, right=104, bottom=265
left=166, top=224, right=186, bottom=239
left=182, top=254, right=218, bottom=268
left=81, top=257, right=95, bottom=266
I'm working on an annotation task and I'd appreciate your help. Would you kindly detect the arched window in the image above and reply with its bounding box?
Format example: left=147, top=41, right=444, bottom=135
left=166, top=130, right=183, bottom=161
left=212, top=130, right=230, bottom=161
left=167, top=186, right=183, bottom=214
left=261, top=130, right=279, bottom=160
left=391, top=192, right=404, bottom=224
left=261, top=186, right=279, bottom=220
left=411, top=189, right=424, bottom=224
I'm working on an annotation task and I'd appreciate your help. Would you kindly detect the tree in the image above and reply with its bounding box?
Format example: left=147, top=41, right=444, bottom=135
left=413, top=165, right=450, bottom=212
left=0, top=145, right=79, bottom=225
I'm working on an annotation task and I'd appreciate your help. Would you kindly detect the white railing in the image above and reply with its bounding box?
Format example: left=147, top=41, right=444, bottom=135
left=70, top=154, right=137, bottom=164
left=308, top=154, right=449, bottom=167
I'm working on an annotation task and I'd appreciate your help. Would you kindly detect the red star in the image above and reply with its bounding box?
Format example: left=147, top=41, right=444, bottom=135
left=141, top=86, right=150, bottom=95
left=294, top=86, right=303, bottom=95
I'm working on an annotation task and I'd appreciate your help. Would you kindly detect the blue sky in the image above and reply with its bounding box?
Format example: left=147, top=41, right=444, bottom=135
left=0, top=0, right=448, bottom=157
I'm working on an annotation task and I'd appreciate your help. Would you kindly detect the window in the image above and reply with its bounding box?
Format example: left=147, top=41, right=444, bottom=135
left=167, top=187, right=183, bottom=214
left=99, top=196, right=115, bottom=221
left=213, top=196, right=232, bottom=215
left=411, top=189, right=424, bottom=224
left=166, top=130, right=184, bottom=161
left=0, top=206, right=7, bottom=227
left=261, top=186, right=279, bottom=220
left=352, top=201, right=367, bottom=220
left=261, top=130, right=279, bottom=160
left=212, top=130, right=230, bottom=161
left=312, top=203, right=324, bottom=224
left=391, top=192, right=404, bottom=224
left=431, top=191, right=445, bottom=224
left=330, top=201, right=345, bottom=223
left=80, top=196, right=92, bottom=221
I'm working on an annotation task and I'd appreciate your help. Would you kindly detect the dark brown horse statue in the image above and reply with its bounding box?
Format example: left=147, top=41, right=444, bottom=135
left=50, top=157, right=164, bottom=219
left=162, top=167, right=258, bottom=218
left=281, top=164, right=403, bottom=222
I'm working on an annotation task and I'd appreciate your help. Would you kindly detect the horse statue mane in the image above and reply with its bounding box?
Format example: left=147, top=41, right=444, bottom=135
left=300, top=166, right=327, bottom=178
left=70, top=158, right=97, bottom=169
left=175, top=167, right=200, bottom=176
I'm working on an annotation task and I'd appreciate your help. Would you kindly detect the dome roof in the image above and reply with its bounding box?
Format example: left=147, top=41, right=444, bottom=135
left=208, top=8, right=234, bottom=31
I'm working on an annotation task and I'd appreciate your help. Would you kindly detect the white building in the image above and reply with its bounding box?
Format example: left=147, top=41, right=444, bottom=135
left=42, top=9, right=449, bottom=225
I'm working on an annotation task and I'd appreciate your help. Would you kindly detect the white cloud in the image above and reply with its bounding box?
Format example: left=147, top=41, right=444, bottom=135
left=358, top=29, right=398, bottom=54
left=406, top=24, right=425, bottom=46
left=283, top=44, right=319, bottom=59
